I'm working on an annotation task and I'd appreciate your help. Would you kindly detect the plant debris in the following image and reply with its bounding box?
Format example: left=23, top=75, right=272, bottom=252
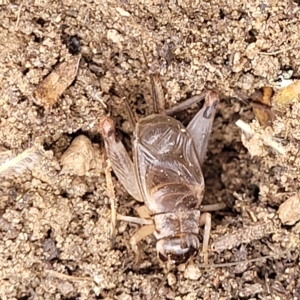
left=34, top=55, right=81, bottom=109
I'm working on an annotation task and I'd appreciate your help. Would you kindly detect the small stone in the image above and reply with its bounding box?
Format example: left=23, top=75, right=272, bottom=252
left=117, top=293, right=132, bottom=300
left=60, top=135, right=101, bottom=176
left=184, top=264, right=201, bottom=281
left=184, top=292, right=198, bottom=300
left=116, top=7, right=131, bottom=17
left=278, top=195, right=300, bottom=225
left=167, top=273, right=177, bottom=286
left=236, top=73, right=255, bottom=90
left=280, top=175, right=287, bottom=183
left=57, top=282, right=74, bottom=295
left=107, top=29, right=124, bottom=47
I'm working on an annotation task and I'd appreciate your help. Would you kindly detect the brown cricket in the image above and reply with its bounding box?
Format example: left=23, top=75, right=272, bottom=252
left=100, top=68, right=224, bottom=265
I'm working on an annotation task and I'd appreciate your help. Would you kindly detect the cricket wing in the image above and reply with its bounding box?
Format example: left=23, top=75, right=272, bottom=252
left=134, top=115, right=204, bottom=210
left=187, top=91, right=219, bottom=165
left=100, top=118, right=142, bottom=201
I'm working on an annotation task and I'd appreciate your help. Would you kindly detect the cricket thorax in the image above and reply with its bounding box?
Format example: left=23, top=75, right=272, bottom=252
left=153, top=210, right=200, bottom=240
left=154, top=210, right=201, bottom=263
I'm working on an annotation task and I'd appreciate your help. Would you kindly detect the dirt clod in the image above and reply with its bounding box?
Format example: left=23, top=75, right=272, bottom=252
left=278, top=194, right=300, bottom=225
left=60, top=135, right=102, bottom=176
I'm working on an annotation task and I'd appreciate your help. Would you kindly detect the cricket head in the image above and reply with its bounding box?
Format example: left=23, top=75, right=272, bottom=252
left=156, top=233, right=200, bottom=264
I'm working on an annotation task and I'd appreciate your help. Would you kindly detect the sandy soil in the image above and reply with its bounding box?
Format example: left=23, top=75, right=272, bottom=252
left=1, top=1, right=300, bottom=299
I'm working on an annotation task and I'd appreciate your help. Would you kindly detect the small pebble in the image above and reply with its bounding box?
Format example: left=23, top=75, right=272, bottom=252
left=167, top=273, right=177, bottom=286
left=184, top=264, right=201, bottom=281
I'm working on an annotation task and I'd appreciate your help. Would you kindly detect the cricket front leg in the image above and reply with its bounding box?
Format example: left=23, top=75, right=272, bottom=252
left=117, top=205, right=154, bottom=264
left=100, top=117, right=142, bottom=201
left=130, top=224, right=156, bottom=264
left=199, top=212, right=212, bottom=264
left=187, top=91, right=219, bottom=165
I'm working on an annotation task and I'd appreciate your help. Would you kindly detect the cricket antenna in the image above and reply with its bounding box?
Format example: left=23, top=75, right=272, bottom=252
left=106, top=63, right=136, bottom=130
left=150, top=264, right=174, bottom=300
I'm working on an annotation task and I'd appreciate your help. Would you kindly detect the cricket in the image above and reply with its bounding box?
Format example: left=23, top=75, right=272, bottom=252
left=100, top=54, right=225, bottom=265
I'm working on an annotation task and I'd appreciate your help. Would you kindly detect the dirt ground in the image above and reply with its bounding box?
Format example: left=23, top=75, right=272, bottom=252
left=1, top=0, right=300, bottom=299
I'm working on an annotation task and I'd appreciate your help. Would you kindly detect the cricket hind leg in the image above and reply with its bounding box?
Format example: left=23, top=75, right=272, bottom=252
left=100, top=117, right=142, bottom=202
left=117, top=210, right=155, bottom=264
left=143, top=48, right=206, bottom=117
left=117, top=205, right=154, bottom=264
left=187, top=91, right=219, bottom=165
left=141, top=48, right=165, bottom=115
left=165, top=92, right=207, bottom=116
left=106, top=63, right=136, bottom=130
left=165, top=90, right=219, bottom=165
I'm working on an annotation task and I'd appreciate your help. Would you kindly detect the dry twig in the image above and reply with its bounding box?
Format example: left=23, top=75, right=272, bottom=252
left=45, top=270, right=93, bottom=282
